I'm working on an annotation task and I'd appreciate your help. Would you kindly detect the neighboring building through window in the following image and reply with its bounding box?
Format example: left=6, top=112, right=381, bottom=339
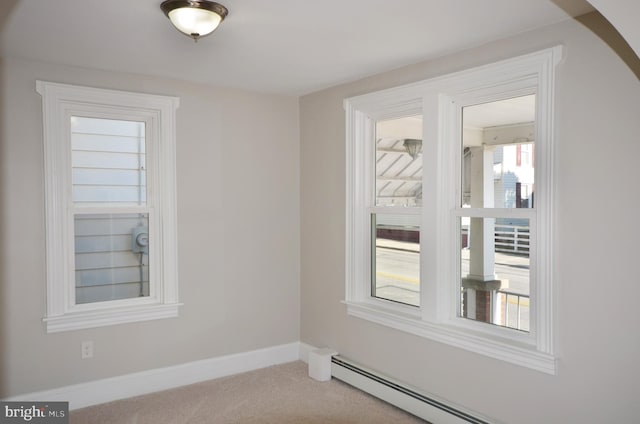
left=345, top=47, right=561, bottom=374
left=459, top=95, right=536, bottom=333
left=71, top=117, right=150, bottom=304
left=37, top=81, right=181, bottom=333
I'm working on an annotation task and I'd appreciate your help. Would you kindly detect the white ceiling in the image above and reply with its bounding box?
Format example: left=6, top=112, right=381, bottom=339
left=464, top=95, right=536, bottom=129
left=1, top=0, right=594, bottom=96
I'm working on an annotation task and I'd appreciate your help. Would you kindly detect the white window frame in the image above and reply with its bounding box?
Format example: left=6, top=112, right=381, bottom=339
left=345, top=47, right=561, bottom=374
left=37, top=81, right=181, bottom=333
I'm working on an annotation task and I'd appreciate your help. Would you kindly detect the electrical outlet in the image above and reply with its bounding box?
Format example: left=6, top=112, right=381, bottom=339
left=81, top=341, right=94, bottom=359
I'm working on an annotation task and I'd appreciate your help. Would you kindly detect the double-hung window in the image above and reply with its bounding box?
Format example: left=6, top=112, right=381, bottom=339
left=37, top=81, right=181, bottom=333
left=345, top=47, right=561, bottom=373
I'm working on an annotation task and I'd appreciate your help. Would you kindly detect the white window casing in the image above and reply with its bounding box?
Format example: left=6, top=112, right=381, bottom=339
left=37, top=81, right=181, bottom=333
left=345, top=47, right=562, bottom=374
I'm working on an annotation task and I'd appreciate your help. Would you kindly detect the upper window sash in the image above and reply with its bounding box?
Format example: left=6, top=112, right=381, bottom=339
left=68, top=112, right=152, bottom=209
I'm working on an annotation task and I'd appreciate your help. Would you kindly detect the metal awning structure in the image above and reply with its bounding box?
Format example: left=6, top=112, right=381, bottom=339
left=375, top=137, right=422, bottom=206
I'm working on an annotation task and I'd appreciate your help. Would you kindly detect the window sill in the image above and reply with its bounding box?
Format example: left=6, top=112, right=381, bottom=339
left=344, top=300, right=556, bottom=375
left=44, top=302, right=182, bottom=333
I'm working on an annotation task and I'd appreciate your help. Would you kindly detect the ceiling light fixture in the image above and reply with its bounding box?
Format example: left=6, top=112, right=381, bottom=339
left=161, top=0, right=228, bottom=42
left=403, top=139, right=422, bottom=159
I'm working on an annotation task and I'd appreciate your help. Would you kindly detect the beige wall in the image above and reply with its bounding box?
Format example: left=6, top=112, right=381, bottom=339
left=0, top=58, right=300, bottom=397
left=2, top=6, right=640, bottom=422
left=300, top=13, right=640, bottom=424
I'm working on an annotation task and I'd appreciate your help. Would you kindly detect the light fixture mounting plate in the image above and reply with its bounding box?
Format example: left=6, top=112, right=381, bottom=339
left=160, top=0, right=228, bottom=19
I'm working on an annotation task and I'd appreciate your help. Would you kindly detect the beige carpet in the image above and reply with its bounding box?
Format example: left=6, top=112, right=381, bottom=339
left=70, top=361, right=427, bottom=423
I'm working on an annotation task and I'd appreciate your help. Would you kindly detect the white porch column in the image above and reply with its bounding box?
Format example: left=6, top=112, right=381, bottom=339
left=467, top=146, right=496, bottom=282
left=462, top=146, right=501, bottom=323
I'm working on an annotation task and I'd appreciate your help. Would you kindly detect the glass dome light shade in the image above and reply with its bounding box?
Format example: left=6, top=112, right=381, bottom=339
left=168, top=8, right=220, bottom=37
left=161, top=1, right=228, bottom=40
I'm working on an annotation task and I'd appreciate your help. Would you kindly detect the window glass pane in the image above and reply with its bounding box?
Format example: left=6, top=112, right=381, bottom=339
left=375, top=115, right=423, bottom=207
left=459, top=217, right=530, bottom=332
left=75, top=213, right=149, bottom=304
left=372, top=213, right=420, bottom=306
left=461, top=95, right=535, bottom=208
left=71, top=116, right=146, bottom=204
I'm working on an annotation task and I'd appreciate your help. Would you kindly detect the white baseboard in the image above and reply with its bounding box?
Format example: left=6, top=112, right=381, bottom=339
left=5, top=342, right=304, bottom=410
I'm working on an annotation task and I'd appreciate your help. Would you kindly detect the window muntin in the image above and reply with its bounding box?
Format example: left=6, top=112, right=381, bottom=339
left=38, top=81, right=180, bottom=333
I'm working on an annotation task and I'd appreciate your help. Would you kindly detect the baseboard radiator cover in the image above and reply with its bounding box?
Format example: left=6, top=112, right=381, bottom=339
left=331, top=356, right=492, bottom=424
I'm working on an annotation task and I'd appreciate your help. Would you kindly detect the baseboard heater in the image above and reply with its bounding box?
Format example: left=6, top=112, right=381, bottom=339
left=331, top=355, right=491, bottom=424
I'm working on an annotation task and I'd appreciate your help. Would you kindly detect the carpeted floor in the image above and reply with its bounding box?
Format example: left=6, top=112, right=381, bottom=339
left=70, top=361, right=428, bottom=423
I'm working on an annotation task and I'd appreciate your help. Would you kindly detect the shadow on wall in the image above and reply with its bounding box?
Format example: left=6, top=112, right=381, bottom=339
left=0, top=0, right=22, bottom=398
left=550, top=1, right=640, bottom=78
left=0, top=0, right=20, bottom=37
left=576, top=11, right=640, bottom=79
